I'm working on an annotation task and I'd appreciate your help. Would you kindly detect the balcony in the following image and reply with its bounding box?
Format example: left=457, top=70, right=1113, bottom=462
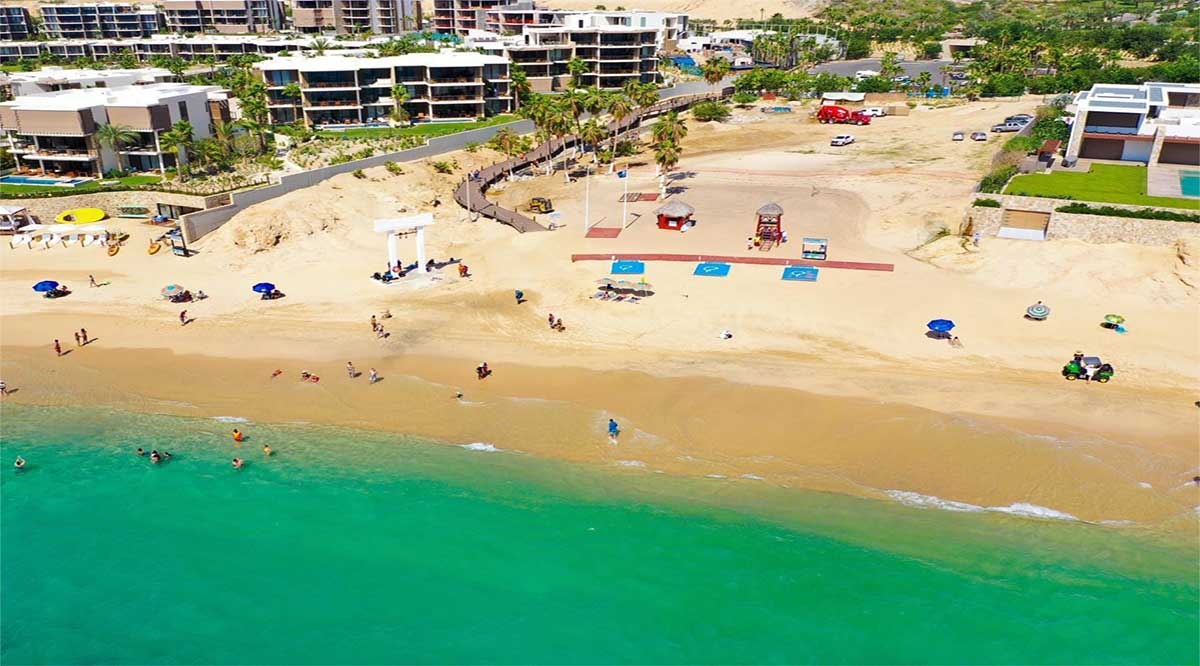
left=303, top=80, right=358, bottom=90
left=430, top=93, right=482, bottom=102
left=304, top=100, right=362, bottom=108
left=1083, top=125, right=1142, bottom=136
left=23, top=149, right=96, bottom=161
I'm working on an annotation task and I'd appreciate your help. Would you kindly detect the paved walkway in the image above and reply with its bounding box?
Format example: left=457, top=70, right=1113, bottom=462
left=571, top=253, right=895, bottom=272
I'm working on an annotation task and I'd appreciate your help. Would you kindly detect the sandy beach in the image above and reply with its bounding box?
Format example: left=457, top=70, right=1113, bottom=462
left=2, top=98, right=1197, bottom=530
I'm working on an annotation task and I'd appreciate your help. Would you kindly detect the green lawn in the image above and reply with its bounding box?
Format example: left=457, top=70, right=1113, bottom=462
left=1005, top=164, right=1199, bottom=210
left=314, top=115, right=517, bottom=140
left=0, top=174, right=161, bottom=196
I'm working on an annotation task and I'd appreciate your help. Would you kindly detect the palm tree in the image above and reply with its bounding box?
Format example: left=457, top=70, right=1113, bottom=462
left=916, top=71, right=933, bottom=94
left=579, top=118, right=607, bottom=163
left=94, top=124, right=138, bottom=173
left=628, top=82, right=659, bottom=109
left=309, top=38, right=333, bottom=56
left=605, top=93, right=633, bottom=172
left=580, top=86, right=608, bottom=116
left=879, top=52, right=903, bottom=81
left=159, top=120, right=194, bottom=181
left=239, top=94, right=269, bottom=153
left=488, top=127, right=521, bottom=180
left=390, top=85, right=410, bottom=125
left=652, top=111, right=687, bottom=145
left=510, top=64, right=531, bottom=105
left=566, top=57, right=589, bottom=89
left=281, top=82, right=302, bottom=101
left=700, top=57, right=730, bottom=93
left=652, top=139, right=680, bottom=197
left=190, top=137, right=224, bottom=174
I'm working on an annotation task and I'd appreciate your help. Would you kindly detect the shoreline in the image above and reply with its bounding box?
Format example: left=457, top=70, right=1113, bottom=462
left=3, top=328, right=1197, bottom=532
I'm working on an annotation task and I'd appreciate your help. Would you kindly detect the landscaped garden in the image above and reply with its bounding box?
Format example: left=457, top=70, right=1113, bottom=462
left=1005, top=164, right=1199, bottom=209
left=0, top=174, right=162, bottom=197
left=314, top=115, right=517, bottom=140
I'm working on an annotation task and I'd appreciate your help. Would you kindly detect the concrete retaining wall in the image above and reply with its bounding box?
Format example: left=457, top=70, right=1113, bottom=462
left=0, top=190, right=222, bottom=223
left=179, top=118, right=534, bottom=243
left=965, top=194, right=1199, bottom=246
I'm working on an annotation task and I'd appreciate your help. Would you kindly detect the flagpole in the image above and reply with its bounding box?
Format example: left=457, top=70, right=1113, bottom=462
left=584, top=164, right=590, bottom=233
left=621, top=166, right=628, bottom=229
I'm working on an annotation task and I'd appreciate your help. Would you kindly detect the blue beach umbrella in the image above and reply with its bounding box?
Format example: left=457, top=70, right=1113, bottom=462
left=252, top=282, right=276, bottom=294
left=32, top=280, right=59, bottom=293
left=927, top=319, right=956, bottom=333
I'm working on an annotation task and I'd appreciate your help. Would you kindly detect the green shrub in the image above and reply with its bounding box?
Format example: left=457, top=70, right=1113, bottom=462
left=430, top=160, right=455, bottom=174
left=613, top=140, right=637, bottom=157
left=1055, top=203, right=1198, bottom=222
left=384, top=161, right=404, bottom=175
left=352, top=168, right=366, bottom=179
left=731, top=91, right=758, bottom=106
left=972, top=198, right=1002, bottom=208
left=921, top=42, right=942, bottom=59
left=1003, top=135, right=1040, bottom=153
left=979, top=165, right=1019, bottom=193
left=690, top=101, right=731, bottom=122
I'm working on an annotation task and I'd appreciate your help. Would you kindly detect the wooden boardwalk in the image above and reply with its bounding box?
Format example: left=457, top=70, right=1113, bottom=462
left=570, top=253, right=895, bottom=272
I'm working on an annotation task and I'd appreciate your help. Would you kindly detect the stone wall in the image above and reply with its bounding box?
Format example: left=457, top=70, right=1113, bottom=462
left=0, top=190, right=224, bottom=223
left=964, top=194, right=1199, bottom=246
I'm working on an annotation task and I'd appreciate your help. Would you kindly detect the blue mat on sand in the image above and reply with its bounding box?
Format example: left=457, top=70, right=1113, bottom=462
left=611, top=260, right=645, bottom=275
left=781, top=266, right=819, bottom=282
left=693, top=262, right=731, bottom=277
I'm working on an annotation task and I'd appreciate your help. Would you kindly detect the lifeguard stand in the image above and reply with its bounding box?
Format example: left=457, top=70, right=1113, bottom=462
left=755, top=202, right=783, bottom=251
left=655, top=200, right=695, bottom=231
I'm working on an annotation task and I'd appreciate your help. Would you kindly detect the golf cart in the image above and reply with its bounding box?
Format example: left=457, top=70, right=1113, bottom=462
left=1062, top=355, right=1115, bottom=383
left=527, top=197, right=554, bottom=214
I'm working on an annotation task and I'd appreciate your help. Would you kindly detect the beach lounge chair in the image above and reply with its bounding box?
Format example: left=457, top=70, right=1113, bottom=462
left=60, top=233, right=80, bottom=247
left=9, top=232, right=33, bottom=249
left=41, top=233, right=62, bottom=249
left=81, top=233, right=100, bottom=247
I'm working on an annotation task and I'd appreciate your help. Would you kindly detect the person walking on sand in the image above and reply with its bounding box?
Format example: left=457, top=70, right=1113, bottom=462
left=548, top=313, right=555, bottom=329
left=347, top=361, right=357, bottom=378
left=0, top=380, right=8, bottom=397
left=89, top=274, right=98, bottom=288
left=608, top=418, right=620, bottom=441
left=370, top=315, right=378, bottom=332
left=514, top=289, right=524, bottom=304
left=54, top=339, right=62, bottom=356
left=80, top=328, right=88, bottom=345
left=74, top=331, right=82, bottom=346
left=179, top=310, right=187, bottom=326
left=368, top=368, right=379, bottom=384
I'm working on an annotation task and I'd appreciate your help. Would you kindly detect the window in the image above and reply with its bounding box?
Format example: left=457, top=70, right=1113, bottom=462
left=177, top=101, right=189, bottom=121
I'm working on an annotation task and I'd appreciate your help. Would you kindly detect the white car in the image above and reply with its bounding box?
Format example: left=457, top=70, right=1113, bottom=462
left=861, top=107, right=887, bottom=117
left=854, top=70, right=879, bottom=81
left=830, top=134, right=855, bottom=147
left=952, top=131, right=965, bottom=141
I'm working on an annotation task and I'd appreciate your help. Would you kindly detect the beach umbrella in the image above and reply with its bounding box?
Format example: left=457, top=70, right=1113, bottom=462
left=595, top=278, right=615, bottom=286
left=1104, top=314, right=1125, bottom=325
left=927, top=319, right=956, bottom=333
left=161, top=284, right=185, bottom=297
left=32, top=280, right=58, bottom=293
left=252, top=282, right=276, bottom=294
left=1026, top=303, right=1051, bottom=320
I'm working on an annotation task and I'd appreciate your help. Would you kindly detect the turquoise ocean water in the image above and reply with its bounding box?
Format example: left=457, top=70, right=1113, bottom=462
left=2, top=406, right=1197, bottom=665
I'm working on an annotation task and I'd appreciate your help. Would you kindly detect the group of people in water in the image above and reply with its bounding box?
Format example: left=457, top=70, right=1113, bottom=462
left=135, top=447, right=173, bottom=463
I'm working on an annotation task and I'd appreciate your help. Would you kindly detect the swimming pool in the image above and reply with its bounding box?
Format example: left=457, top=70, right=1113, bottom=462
left=0, top=175, right=91, bottom=187
left=318, top=122, right=390, bottom=131
left=1180, top=170, right=1200, bottom=198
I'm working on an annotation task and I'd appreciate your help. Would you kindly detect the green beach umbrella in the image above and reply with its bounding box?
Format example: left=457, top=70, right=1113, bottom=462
left=1026, top=303, right=1050, bottom=320
left=1104, top=314, right=1126, bottom=325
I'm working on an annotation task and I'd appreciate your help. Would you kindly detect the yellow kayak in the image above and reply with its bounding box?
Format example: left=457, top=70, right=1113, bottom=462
left=56, top=208, right=107, bottom=225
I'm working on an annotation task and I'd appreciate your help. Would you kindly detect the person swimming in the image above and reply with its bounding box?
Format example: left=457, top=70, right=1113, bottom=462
left=232, top=429, right=244, bottom=442
left=232, top=457, right=244, bottom=469
left=14, top=456, right=25, bottom=470
left=136, top=447, right=145, bottom=456
left=263, top=444, right=272, bottom=457
left=150, top=450, right=162, bottom=464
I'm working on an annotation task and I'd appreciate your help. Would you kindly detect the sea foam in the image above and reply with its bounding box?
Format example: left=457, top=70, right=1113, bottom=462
left=615, top=460, right=647, bottom=468
left=886, top=491, right=1081, bottom=522
left=212, top=416, right=251, bottom=423
left=460, top=443, right=502, bottom=453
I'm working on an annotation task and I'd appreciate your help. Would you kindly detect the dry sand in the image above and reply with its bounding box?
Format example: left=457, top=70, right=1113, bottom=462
left=2, top=98, right=1198, bottom=531
left=538, top=0, right=827, bottom=22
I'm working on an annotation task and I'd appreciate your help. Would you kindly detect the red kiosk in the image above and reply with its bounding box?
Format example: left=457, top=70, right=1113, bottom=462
left=655, top=200, right=695, bottom=231
left=755, top=202, right=783, bottom=251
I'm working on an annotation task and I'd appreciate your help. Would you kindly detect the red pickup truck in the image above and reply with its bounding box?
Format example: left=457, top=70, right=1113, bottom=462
left=816, top=105, right=872, bottom=125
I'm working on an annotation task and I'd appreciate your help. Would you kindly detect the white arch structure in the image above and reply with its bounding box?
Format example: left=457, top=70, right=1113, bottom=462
left=374, top=213, right=435, bottom=273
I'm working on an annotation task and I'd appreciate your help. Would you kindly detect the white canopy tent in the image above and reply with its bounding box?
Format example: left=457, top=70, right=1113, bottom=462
left=374, top=213, right=436, bottom=273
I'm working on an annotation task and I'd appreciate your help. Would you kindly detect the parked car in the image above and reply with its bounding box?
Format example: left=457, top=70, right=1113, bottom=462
left=1005, top=114, right=1034, bottom=124
left=991, top=122, right=1025, bottom=132
left=817, top=105, right=872, bottom=125
left=830, top=134, right=855, bottom=146
left=854, top=69, right=879, bottom=81
left=952, top=131, right=965, bottom=141
left=949, top=72, right=969, bottom=81
left=861, top=107, right=888, bottom=117
left=892, top=75, right=912, bottom=84
left=970, top=131, right=988, bottom=141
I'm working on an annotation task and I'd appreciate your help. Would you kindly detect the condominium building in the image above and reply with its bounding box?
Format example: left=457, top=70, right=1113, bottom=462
left=161, top=0, right=284, bottom=34
left=0, top=6, right=36, bottom=41
left=1066, top=82, right=1200, bottom=165
left=431, top=0, right=510, bottom=36
left=0, top=82, right=226, bottom=176
left=482, top=7, right=687, bottom=48
left=1, top=34, right=382, bottom=63
left=40, top=3, right=163, bottom=39
left=284, top=0, right=425, bottom=33
left=0, top=42, right=42, bottom=64
left=505, top=25, right=659, bottom=92
left=7, top=66, right=173, bottom=96
left=255, top=52, right=511, bottom=127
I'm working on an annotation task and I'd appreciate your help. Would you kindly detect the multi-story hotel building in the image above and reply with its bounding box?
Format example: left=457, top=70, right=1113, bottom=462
left=505, top=25, right=659, bottom=92
left=0, top=6, right=36, bottom=41
left=291, top=0, right=422, bottom=34
left=430, top=0, right=510, bottom=36
left=0, top=34, right=379, bottom=63
left=6, top=66, right=173, bottom=96
left=0, top=82, right=227, bottom=175
left=255, top=52, right=511, bottom=127
left=486, top=9, right=686, bottom=50
left=161, top=0, right=284, bottom=34
left=39, top=3, right=163, bottom=39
